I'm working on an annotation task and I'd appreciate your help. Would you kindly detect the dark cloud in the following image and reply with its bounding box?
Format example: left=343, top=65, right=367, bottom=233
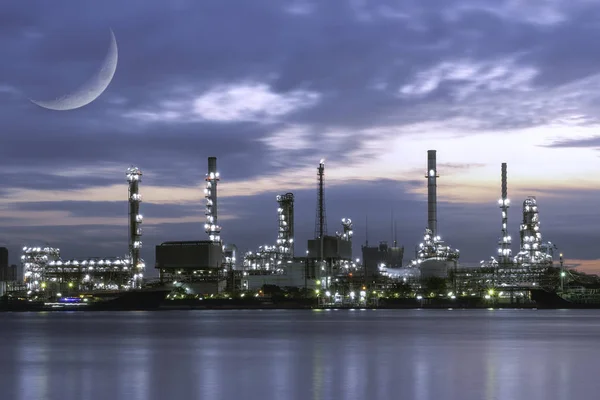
left=543, top=136, right=600, bottom=149
left=11, top=201, right=202, bottom=219
left=0, top=172, right=117, bottom=191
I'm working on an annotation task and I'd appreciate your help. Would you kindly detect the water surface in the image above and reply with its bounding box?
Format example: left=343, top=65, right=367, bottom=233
left=1, top=309, right=599, bottom=400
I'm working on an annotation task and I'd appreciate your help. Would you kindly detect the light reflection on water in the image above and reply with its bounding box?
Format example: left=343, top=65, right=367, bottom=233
left=1, top=309, right=600, bottom=400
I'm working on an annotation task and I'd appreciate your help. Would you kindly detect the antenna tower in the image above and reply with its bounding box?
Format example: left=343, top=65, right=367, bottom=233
left=314, top=159, right=327, bottom=238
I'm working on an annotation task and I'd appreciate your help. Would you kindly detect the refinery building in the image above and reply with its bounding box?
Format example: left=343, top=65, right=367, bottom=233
left=14, top=148, right=567, bottom=302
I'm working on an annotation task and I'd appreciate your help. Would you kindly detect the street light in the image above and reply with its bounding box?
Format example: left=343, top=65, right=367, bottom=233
left=559, top=253, right=565, bottom=291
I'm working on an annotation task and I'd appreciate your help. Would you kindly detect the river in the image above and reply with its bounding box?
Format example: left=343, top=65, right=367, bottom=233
left=1, top=309, right=599, bottom=400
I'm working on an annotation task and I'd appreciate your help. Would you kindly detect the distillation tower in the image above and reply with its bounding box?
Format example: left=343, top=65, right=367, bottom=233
left=243, top=193, right=296, bottom=272
left=411, top=150, right=459, bottom=278
left=276, top=193, right=294, bottom=259
left=497, top=163, right=512, bottom=265
left=205, top=157, right=221, bottom=244
left=514, top=197, right=553, bottom=266
left=336, top=218, right=353, bottom=242
left=127, top=166, right=144, bottom=287
left=22, top=167, right=145, bottom=293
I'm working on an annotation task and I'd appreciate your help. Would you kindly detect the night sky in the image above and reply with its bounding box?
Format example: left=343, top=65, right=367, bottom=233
left=2, top=1, right=600, bottom=276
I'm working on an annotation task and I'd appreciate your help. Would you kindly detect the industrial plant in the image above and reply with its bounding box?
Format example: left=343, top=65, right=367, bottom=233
left=5, top=147, right=596, bottom=310
left=18, top=166, right=146, bottom=295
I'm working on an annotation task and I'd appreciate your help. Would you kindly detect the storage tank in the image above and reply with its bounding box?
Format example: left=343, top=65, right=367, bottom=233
left=420, top=259, right=453, bottom=279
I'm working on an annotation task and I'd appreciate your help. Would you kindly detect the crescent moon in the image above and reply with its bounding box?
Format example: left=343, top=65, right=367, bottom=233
left=30, top=29, right=118, bottom=111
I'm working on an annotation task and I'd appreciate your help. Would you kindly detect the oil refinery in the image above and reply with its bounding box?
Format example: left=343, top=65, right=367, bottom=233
left=3, top=148, right=598, bottom=310
left=20, top=167, right=146, bottom=295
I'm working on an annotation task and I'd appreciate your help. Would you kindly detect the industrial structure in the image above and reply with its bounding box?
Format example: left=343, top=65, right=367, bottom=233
left=402, top=150, right=460, bottom=279
left=514, top=196, right=554, bottom=267
left=241, top=191, right=309, bottom=289
left=205, top=156, right=221, bottom=244
left=362, top=240, right=404, bottom=278
left=497, top=163, right=512, bottom=265
left=452, top=162, right=559, bottom=294
left=243, top=193, right=296, bottom=272
left=0, top=247, right=18, bottom=296
left=21, top=167, right=146, bottom=294
left=361, top=215, right=404, bottom=278
left=11, top=148, right=575, bottom=305
left=127, top=166, right=144, bottom=288
left=155, top=157, right=226, bottom=293
left=277, top=193, right=295, bottom=259
left=306, top=160, right=353, bottom=289
left=0, top=247, right=15, bottom=281
left=426, top=150, right=438, bottom=236
left=241, top=159, right=356, bottom=292
left=314, top=159, right=327, bottom=241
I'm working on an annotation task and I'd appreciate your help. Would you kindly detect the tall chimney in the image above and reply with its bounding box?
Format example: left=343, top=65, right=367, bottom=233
left=426, top=150, right=438, bottom=236
left=501, top=162, right=507, bottom=200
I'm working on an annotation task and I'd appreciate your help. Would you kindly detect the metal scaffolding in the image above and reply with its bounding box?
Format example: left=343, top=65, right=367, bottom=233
left=514, top=196, right=553, bottom=267
left=314, top=159, right=327, bottom=239
left=276, top=192, right=294, bottom=259
left=22, top=246, right=60, bottom=292
left=497, top=163, right=512, bottom=265
left=127, top=166, right=144, bottom=288
left=205, top=157, right=221, bottom=243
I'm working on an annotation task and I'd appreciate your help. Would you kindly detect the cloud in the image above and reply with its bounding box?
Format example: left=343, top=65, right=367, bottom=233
left=192, top=82, right=321, bottom=123
left=3, top=0, right=600, bottom=273
left=567, top=259, right=600, bottom=276
left=444, top=0, right=569, bottom=26
left=399, top=57, right=538, bottom=99
left=123, top=82, right=321, bottom=124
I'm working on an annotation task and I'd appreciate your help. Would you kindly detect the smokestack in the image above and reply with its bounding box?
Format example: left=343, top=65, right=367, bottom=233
left=426, top=150, right=438, bottom=236
left=501, top=162, right=507, bottom=200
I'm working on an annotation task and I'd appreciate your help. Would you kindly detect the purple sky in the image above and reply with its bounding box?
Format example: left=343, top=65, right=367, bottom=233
left=2, top=1, right=600, bottom=275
